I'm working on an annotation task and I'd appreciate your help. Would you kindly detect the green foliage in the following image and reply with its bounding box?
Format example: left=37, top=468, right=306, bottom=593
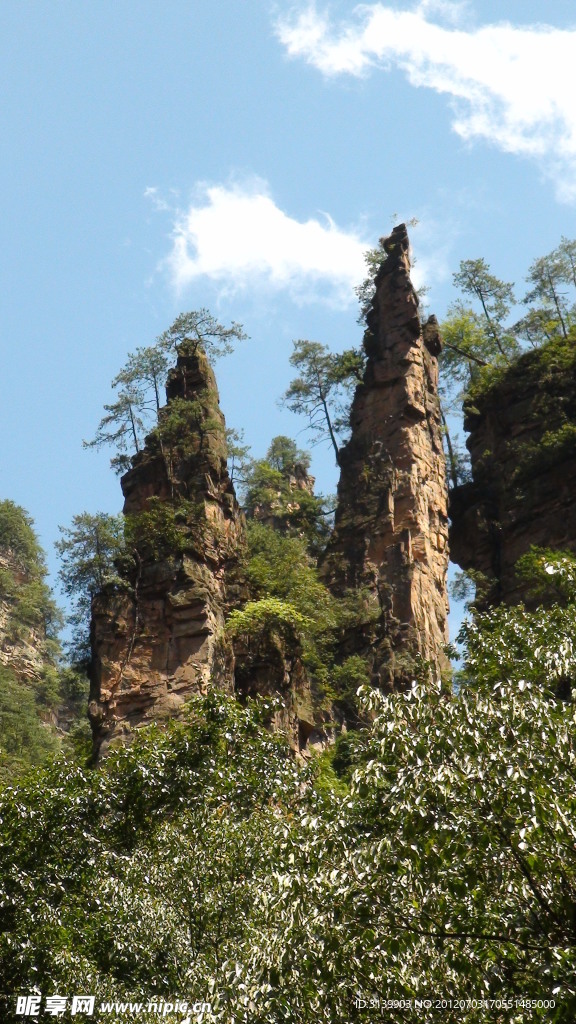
left=453, top=258, right=517, bottom=350
left=462, top=335, right=576, bottom=442
left=56, top=512, right=127, bottom=597
left=354, top=236, right=388, bottom=323
left=516, top=547, right=576, bottom=604
left=83, top=387, right=146, bottom=475
left=440, top=242, right=576, bottom=489
left=243, top=523, right=335, bottom=628
left=112, top=343, right=170, bottom=416
left=242, top=459, right=285, bottom=515
left=0, top=572, right=61, bottom=653
left=433, top=259, right=519, bottom=488
left=330, top=654, right=372, bottom=720
left=0, top=503, right=92, bottom=782
left=309, top=746, right=350, bottom=798
left=241, top=436, right=331, bottom=554
left=440, top=302, right=498, bottom=386
left=124, top=497, right=205, bottom=562
left=449, top=568, right=491, bottom=610
left=457, top=549, right=576, bottom=700
left=226, top=426, right=251, bottom=485
left=282, top=339, right=364, bottom=463
left=0, top=500, right=46, bottom=567
left=236, top=523, right=377, bottom=709
left=442, top=241, right=576, bottom=405
left=439, top=261, right=521, bottom=400
left=522, top=241, right=576, bottom=341
left=265, top=434, right=310, bottom=473
left=58, top=665, right=90, bottom=712
left=235, top=522, right=337, bottom=681
left=0, top=665, right=60, bottom=782
left=330, top=729, right=361, bottom=780
left=84, top=309, right=244, bottom=474
left=157, top=308, right=247, bottom=360
left=458, top=602, right=576, bottom=699
left=512, top=422, right=576, bottom=482
left=0, top=694, right=306, bottom=1015
left=0, top=500, right=61, bottom=657
left=3, top=685, right=576, bottom=1019
left=338, top=681, right=576, bottom=1013
left=55, top=512, right=127, bottom=659
left=152, top=393, right=225, bottom=462
left=226, top=596, right=313, bottom=648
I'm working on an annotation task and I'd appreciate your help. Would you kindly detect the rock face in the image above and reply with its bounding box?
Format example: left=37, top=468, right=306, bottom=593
left=90, top=231, right=453, bottom=753
left=323, top=224, right=450, bottom=687
left=450, top=339, right=576, bottom=607
left=89, top=348, right=245, bottom=759
left=233, top=631, right=319, bottom=753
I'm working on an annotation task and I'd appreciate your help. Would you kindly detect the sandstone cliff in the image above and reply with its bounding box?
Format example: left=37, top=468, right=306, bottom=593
left=89, top=347, right=245, bottom=758
left=450, top=337, right=576, bottom=606
left=90, top=230, right=453, bottom=753
left=323, top=224, right=450, bottom=688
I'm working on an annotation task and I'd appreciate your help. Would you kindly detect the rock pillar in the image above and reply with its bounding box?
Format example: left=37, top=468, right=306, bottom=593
left=89, top=347, right=245, bottom=758
left=323, top=224, right=449, bottom=688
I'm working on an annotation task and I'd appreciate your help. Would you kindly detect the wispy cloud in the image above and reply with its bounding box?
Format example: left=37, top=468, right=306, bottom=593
left=143, top=186, right=174, bottom=213
left=276, top=2, right=576, bottom=201
left=159, top=179, right=370, bottom=306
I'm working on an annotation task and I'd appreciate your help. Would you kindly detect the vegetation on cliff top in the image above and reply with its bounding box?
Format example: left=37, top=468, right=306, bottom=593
left=439, top=237, right=576, bottom=486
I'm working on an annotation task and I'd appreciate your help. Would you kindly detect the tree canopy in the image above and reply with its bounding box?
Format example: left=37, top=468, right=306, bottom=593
left=55, top=511, right=127, bottom=661
left=282, top=340, right=364, bottom=464
left=2, top=667, right=576, bottom=1019
left=440, top=238, right=576, bottom=401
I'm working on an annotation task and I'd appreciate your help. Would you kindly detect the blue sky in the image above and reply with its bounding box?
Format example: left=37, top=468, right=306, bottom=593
left=1, top=0, right=575, bottom=636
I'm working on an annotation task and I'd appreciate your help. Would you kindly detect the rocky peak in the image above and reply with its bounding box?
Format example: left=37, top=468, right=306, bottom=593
left=89, top=346, right=245, bottom=759
left=323, top=224, right=450, bottom=688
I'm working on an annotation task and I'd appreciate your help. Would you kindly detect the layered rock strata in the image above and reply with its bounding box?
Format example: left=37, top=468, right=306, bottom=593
left=323, top=224, right=450, bottom=688
left=450, top=339, right=576, bottom=607
left=89, top=348, right=245, bottom=758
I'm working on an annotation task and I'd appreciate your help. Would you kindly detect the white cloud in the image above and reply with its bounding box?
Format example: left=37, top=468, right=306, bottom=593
left=143, top=186, right=171, bottom=212
left=163, top=179, right=370, bottom=306
left=276, top=2, right=576, bottom=201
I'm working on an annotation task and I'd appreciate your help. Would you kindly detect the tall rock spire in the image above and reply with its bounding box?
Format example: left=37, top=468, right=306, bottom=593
left=89, top=347, right=245, bottom=759
left=323, top=224, right=449, bottom=688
